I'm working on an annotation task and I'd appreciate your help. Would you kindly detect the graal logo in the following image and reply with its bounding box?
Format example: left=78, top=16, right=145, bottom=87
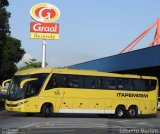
left=30, top=3, right=60, bottom=23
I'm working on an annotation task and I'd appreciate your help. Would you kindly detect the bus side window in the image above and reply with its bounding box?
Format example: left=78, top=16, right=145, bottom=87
left=145, top=80, right=157, bottom=91
left=123, top=79, right=134, bottom=90
left=98, top=79, right=103, bottom=89
left=91, top=79, right=95, bottom=88
left=67, top=75, right=79, bottom=88
left=117, top=79, right=123, bottom=90
left=66, top=75, right=84, bottom=88
left=45, top=75, right=57, bottom=90
left=150, top=80, right=157, bottom=91
left=107, top=78, right=116, bottom=90
left=103, top=78, right=108, bottom=89
left=45, top=74, right=66, bottom=90
left=84, top=77, right=96, bottom=89
left=78, top=76, right=84, bottom=88
left=56, top=74, right=66, bottom=87
left=134, top=79, right=145, bottom=91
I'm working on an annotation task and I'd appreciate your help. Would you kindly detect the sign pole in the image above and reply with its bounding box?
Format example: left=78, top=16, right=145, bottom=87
left=42, top=39, right=46, bottom=68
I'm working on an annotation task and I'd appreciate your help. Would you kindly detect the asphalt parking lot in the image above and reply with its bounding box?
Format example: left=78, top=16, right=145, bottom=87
left=0, top=110, right=160, bottom=134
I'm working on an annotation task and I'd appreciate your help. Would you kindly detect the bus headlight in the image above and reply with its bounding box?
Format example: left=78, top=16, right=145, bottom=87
left=17, top=100, right=29, bottom=106
left=6, top=100, right=29, bottom=107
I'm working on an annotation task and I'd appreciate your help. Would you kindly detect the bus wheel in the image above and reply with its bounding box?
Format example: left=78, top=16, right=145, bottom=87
left=26, top=113, right=34, bottom=117
left=127, top=106, right=138, bottom=118
left=115, top=106, right=126, bottom=118
left=41, top=104, right=53, bottom=117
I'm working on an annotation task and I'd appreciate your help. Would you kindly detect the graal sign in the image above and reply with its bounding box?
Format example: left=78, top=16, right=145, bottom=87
left=30, top=22, right=59, bottom=33
left=30, top=3, right=60, bottom=40
left=30, top=3, right=60, bottom=23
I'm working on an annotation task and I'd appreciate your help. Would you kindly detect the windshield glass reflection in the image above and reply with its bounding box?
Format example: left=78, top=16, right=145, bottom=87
left=8, top=73, right=48, bottom=101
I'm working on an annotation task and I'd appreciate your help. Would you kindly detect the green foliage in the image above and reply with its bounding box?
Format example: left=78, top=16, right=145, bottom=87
left=0, top=0, right=9, bottom=8
left=4, top=37, right=25, bottom=63
left=0, top=0, right=25, bottom=84
left=0, top=0, right=10, bottom=40
left=0, top=36, right=25, bottom=83
left=18, top=58, right=48, bottom=71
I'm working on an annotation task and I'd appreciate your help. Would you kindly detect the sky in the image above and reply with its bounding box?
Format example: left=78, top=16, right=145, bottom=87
left=7, top=0, right=160, bottom=67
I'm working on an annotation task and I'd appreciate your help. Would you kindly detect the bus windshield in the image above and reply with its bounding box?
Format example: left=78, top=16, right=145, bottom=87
left=7, top=73, right=48, bottom=101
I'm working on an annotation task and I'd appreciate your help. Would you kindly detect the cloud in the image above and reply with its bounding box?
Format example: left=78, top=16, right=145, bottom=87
left=17, top=52, right=99, bottom=68
left=17, top=53, right=33, bottom=67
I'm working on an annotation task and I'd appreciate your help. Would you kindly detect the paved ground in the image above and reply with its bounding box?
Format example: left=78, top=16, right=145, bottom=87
left=0, top=111, right=160, bottom=134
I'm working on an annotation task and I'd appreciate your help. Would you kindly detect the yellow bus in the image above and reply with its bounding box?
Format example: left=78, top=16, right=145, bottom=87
left=5, top=68, right=158, bottom=118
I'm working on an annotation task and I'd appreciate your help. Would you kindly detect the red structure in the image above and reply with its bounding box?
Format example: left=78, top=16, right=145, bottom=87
left=119, top=18, right=160, bottom=54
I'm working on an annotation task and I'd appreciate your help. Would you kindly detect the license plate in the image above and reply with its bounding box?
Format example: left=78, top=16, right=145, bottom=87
left=9, top=108, right=13, bottom=111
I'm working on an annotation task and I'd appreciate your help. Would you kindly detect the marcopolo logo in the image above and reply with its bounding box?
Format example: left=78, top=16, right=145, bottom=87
left=30, top=3, right=60, bottom=23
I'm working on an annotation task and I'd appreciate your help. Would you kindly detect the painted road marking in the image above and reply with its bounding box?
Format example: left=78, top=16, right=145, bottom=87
left=20, top=122, right=108, bottom=128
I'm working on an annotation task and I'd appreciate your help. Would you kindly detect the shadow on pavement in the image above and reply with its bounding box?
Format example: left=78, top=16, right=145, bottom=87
left=3, top=111, right=159, bottom=119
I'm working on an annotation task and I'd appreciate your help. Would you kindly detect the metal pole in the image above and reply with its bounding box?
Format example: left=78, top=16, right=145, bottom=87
left=42, top=39, right=46, bottom=68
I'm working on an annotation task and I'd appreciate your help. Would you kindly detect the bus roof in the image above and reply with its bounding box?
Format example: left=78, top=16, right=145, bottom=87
left=15, top=68, right=157, bottom=80
left=15, top=68, right=53, bottom=75
left=52, top=68, right=157, bottom=80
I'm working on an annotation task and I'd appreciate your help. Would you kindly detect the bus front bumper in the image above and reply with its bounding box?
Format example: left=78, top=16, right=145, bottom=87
left=5, top=100, right=39, bottom=113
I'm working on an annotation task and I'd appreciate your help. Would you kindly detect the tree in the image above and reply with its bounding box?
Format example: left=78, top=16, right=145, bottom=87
left=0, top=0, right=10, bottom=39
left=18, top=58, right=48, bottom=71
left=0, top=0, right=25, bottom=84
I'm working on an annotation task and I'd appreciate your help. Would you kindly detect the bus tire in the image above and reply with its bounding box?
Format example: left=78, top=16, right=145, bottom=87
left=41, top=103, right=53, bottom=117
left=127, top=106, right=138, bottom=118
left=26, top=113, right=34, bottom=117
left=115, top=106, right=126, bottom=118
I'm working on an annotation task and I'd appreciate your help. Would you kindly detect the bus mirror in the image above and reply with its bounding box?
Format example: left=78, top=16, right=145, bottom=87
left=1, top=87, right=7, bottom=93
left=20, top=78, right=38, bottom=89
left=1, top=79, right=11, bottom=92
